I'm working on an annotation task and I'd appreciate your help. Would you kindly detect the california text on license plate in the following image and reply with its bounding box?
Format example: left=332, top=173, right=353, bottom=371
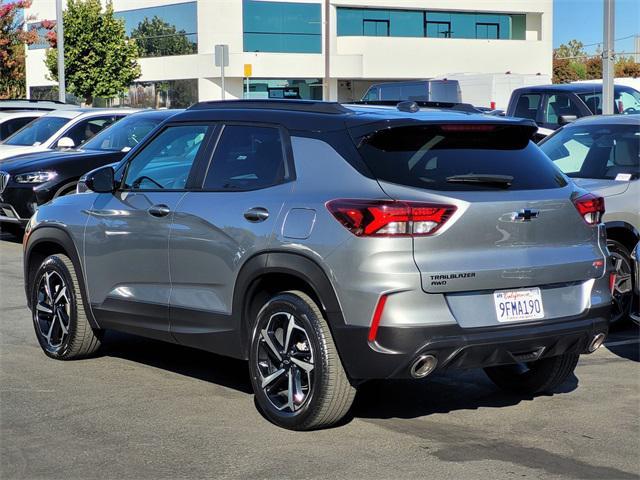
left=493, top=288, right=545, bottom=322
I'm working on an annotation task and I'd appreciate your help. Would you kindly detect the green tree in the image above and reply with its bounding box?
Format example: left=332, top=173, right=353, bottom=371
left=45, top=0, right=140, bottom=105
left=615, top=56, right=640, bottom=78
left=585, top=56, right=602, bottom=80
left=555, top=39, right=587, bottom=60
left=553, top=55, right=579, bottom=84
left=0, top=0, right=39, bottom=98
left=131, top=16, right=196, bottom=57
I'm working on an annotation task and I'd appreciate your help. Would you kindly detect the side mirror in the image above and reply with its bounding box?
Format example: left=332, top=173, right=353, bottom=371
left=84, top=166, right=115, bottom=193
left=558, top=115, right=577, bottom=125
left=56, top=137, right=75, bottom=149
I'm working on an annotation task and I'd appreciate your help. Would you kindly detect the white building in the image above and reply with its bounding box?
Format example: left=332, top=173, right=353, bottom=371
left=24, top=0, right=553, bottom=106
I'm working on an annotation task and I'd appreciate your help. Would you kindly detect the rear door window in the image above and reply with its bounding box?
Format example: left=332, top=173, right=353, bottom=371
left=203, top=124, right=289, bottom=191
left=513, top=93, right=541, bottom=120
left=356, top=124, right=567, bottom=191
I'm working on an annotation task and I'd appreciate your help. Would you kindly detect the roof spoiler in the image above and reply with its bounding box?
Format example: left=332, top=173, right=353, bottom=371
left=349, top=100, right=482, bottom=113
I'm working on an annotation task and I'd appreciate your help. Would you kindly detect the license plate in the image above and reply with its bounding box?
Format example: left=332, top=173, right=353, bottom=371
left=494, top=288, right=544, bottom=322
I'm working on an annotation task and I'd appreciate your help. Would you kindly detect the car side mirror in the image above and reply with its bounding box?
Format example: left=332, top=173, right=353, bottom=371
left=558, top=115, right=577, bottom=125
left=84, top=166, right=115, bottom=193
left=57, top=137, right=75, bottom=149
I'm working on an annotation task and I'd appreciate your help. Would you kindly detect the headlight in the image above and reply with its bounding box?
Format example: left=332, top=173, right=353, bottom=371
left=14, top=171, right=58, bottom=184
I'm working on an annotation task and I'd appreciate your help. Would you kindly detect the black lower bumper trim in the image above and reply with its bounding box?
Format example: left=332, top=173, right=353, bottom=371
left=332, top=306, right=610, bottom=380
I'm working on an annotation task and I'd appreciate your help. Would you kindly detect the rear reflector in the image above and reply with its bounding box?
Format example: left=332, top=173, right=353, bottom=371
left=573, top=193, right=605, bottom=225
left=368, top=294, right=388, bottom=342
left=326, top=199, right=457, bottom=237
left=609, top=272, right=617, bottom=295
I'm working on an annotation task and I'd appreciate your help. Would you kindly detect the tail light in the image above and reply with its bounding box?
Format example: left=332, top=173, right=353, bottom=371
left=573, top=193, right=605, bottom=225
left=326, top=199, right=457, bottom=237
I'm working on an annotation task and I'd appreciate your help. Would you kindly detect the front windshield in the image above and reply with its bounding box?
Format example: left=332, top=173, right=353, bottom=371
left=83, top=114, right=162, bottom=152
left=540, top=124, right=640, bottom=180
left=578, top=87, right=640, bottom=115
left=2, top=116, right=68, bottom=146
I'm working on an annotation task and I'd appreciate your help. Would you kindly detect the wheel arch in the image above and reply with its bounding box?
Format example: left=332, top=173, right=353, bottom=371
left=24, top=226, right=99, bottom=329
left=234, top=251, right=345, bottom=360
left=606, top=221, right=639, bottom=251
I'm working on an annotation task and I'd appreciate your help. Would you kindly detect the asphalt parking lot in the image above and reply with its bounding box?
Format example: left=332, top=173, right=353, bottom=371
left=0, top=231, right=638, bottom=480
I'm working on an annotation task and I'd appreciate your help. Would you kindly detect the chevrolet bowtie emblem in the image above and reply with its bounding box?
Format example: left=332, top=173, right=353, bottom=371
left=511, top=209, right=540, bottom=222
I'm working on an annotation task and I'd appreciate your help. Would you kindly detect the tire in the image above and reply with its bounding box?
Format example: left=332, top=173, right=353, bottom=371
left=484, top=353, right=580, bottom=395
left=248, top=290, right=356, bottom=430
left=30, top=254, right=102, bottom=360
left=608, top=239, right=633, bottom=324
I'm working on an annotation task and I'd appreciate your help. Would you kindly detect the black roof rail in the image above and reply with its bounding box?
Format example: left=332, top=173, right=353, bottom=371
left=188, top=99, right=352, bottom=115
left=350, top=100, right=482, bottom=113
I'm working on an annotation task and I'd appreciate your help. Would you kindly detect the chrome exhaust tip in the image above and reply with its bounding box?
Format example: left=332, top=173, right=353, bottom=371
left=410, top=354, right=438, bottom=378
left=588, top=333, right=606, bottom=353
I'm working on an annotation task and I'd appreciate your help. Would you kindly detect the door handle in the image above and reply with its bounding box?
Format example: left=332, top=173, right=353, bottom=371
left=148, top=204, right=171, bottom=218
left=244, top=207, right=269, bottom=222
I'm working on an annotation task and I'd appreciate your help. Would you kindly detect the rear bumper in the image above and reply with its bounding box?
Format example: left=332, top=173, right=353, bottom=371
left=332, top=305, right=610, bottom=380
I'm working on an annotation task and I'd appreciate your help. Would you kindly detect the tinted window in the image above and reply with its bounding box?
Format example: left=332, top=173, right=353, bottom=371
left=544, top=94, right=581, bottom=124
left=578, top=87, right=640, bottom=115
left=204, top=125, right=287, bottom=191
left=401, top=84, right=428, bottom=101
left=0, top=116, right=37, bottom=140
left=3, top=116, right=68, bottom=146
left=380, top=85, right=402, bottom=101
left=84, top=115, right=163, bottom=152
left=541, top=124, right=640, bottom=180
left=356, top=125, right=567, bottom=191
left=363, top=87, right=379, bottom=101
left=513, top=93, right=541, bottom=120
left=60, top=116, right=121, bottom=147
left=123, top=125, right=208, bottom=190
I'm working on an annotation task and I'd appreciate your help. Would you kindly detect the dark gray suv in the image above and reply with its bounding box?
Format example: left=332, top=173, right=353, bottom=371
left=23, top=100, right=612, bottom=430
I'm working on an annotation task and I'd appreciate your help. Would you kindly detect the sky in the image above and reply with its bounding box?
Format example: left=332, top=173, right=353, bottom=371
left=554, top=0, right=640, bottom=56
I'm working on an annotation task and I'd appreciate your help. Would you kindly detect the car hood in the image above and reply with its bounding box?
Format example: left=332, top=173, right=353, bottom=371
left=572, top=177, right=631, bottom=197
left=0, top=148, right=117, bottom=172
left=0, top=144, right=46, bottom=161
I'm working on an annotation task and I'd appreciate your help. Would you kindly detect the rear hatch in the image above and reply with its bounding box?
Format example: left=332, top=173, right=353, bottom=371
left=353, top=121, right=606, bottom=323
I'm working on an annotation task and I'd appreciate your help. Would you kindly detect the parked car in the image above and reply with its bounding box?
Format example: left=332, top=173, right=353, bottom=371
left=23, top=100, right=611, bottom=430
left=507, top=83, right=640, bottom=131
left=0, top=108, right=134, bottom=161
left=631, top=242, right=639, bottom=326
left=0, top=109, right=180, bottom=230
left=539, top=115, right=639, bottom=323
left=0, top=111, right=46, bottom=141
left=0, top=99, right=77, bottom=112
left=362, top=80, right=462, bottom=103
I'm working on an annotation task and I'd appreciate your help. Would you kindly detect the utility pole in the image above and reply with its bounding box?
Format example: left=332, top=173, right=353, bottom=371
left=602, top=0, right=615, bottom=115
left=323, top=0, right=330, bottom=101
left=55, top=0, right=65, bottom=103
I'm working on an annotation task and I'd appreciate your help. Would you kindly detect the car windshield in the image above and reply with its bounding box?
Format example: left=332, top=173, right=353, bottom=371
left=2, top=116, right=69, bottom=146
left=577, top=87, right=640, bottom=115
left=540, top=123, right=640, bottom=180
left=83, top=115, right=162, bottom=152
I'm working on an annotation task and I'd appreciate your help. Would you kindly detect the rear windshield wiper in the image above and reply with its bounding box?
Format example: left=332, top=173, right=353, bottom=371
left=446, top=174, right=514, bottom=188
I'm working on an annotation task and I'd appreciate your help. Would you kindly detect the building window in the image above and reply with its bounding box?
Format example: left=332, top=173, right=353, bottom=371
left=243, top=78, right=323, bottom=100
left=476, top=23, right=500, bottom=39
left=337, top=8, right=527, bottom=41
left=115, top=2, right=198, bottom=58
left=363, top=19, right=389, bottom=36
left=243, top=0, right=321, bottom=53
left=426, top=21, right=452, bottom=38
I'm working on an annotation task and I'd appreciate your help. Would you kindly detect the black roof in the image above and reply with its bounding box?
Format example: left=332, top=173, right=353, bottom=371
left=176, top=99, right=537, bottom=133
left=513, top=83, right=635, bottom=94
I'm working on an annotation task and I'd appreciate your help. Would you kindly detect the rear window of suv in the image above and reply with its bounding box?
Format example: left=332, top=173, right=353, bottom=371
left=356, top=124, right=568, bottom=191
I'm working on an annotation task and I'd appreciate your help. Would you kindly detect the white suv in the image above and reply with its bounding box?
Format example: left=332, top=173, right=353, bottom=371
left=0, top=108, right=136, bottom=161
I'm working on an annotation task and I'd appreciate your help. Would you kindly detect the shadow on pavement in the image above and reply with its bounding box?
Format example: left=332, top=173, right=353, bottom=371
left=100, top=330, right=253, bottom=394
left=350, top=369, right=577, bottom=421
left=605, top=322, right=639, bottom=362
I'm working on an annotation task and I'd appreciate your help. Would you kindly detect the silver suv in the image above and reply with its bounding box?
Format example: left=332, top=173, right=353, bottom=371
left=23, top=100, right=612, bottom=430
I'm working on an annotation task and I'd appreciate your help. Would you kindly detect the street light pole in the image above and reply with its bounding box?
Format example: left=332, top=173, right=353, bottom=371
left=602, top=0, right=615, bottom=115
left=55, top=0, right=65, bottom=103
